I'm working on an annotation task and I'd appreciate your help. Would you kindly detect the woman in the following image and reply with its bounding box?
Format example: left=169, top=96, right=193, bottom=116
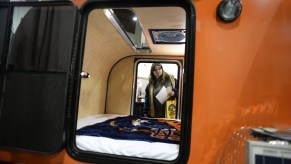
left=143, top=63, right=177, bottom=118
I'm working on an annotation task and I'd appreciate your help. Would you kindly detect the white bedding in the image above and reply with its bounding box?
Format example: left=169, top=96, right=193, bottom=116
left=76, top=114, right=179, bottom=160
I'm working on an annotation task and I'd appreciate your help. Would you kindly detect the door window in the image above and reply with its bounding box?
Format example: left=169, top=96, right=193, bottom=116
left=0, top=3, right=77, bottom=154
left=0, top=7, right=9, bottom=66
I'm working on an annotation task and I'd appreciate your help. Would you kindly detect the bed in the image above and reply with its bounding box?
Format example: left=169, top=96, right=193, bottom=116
left=76, top=114, right=180, bottom=160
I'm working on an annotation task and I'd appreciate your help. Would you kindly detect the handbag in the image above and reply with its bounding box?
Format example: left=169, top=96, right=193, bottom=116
left=165, top=98, right=176, bottom=119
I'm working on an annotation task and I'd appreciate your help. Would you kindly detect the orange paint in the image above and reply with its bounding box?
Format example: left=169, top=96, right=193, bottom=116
left=189, top=0, right=291, bottom=163
left=1, top=0, right=291, bottom=163
left=0, top=150, right=86, bottom=164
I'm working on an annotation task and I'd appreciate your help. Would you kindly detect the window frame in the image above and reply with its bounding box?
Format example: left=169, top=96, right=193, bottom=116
left=66, top=0, right=195, bottom=163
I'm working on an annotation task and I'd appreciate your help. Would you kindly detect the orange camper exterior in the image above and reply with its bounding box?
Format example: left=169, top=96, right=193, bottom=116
left=191, top=0, right=291, bottom=163
left=0, top=0, right=291, bottom=163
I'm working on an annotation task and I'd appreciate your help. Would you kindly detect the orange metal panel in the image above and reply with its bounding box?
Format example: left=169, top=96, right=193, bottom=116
left=189, top=0, right=291, bottom=163
left=0, top=150, right=86, bottom=164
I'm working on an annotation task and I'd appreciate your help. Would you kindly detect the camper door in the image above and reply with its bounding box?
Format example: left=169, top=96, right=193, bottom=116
left=0, top=1, right=78, bottom=154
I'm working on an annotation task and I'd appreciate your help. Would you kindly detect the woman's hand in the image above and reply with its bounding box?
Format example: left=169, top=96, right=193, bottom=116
left=168, top=91, right=175, bottom=97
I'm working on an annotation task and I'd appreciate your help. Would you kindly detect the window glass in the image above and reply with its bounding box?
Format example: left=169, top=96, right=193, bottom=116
left=0, top=7, right=8, bottom=64
left=0, top=4, right=76, bottom=154
left=7, top=6, right=75, bottom=72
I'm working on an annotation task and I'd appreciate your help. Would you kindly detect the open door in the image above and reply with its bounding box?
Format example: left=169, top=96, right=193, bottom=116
left=66, top=0, right=195, bottom=164
left=131, top=60, right=183, bottom=119
left=0, top=1, right=78, bottom=154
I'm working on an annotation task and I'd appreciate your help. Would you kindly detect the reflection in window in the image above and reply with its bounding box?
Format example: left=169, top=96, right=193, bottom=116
left=104, top=9, right=151, bottom=52
left=0, top=7, right=9, bottom=63
left=7, top=6, right=75, bottom=72
left=0, top=4, right=76, bottom=154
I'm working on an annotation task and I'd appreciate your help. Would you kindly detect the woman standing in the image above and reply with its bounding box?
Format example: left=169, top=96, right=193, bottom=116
left=143, top=63, right=177, bottom=118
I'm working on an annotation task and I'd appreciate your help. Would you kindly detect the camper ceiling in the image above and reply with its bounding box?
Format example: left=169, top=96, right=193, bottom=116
left=132, top=7, right=186, bottom=56
left=114, top=7, right=186, bottom=56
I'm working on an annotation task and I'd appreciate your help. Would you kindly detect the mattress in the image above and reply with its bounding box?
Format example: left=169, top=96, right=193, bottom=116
left=76, top=114, right=179, bottom=160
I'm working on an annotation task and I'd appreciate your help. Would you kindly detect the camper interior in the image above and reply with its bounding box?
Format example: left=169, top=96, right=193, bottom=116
left=74, top=6, right=186, bottom=160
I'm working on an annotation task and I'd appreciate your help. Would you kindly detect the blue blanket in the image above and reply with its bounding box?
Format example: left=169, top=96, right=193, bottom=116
left=76, top=116, right=180, bottom=144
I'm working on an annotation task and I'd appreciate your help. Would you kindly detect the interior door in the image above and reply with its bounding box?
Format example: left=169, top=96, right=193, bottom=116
left=0, top=1, right=78, bottom=154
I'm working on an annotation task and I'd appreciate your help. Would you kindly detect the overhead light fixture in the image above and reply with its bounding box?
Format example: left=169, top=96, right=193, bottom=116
left=217, top=0, right=242, bottom=22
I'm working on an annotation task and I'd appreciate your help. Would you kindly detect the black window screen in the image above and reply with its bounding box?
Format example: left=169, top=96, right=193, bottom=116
left=0, top=7, right=8, bottom=64
left=0, top=4, right=76, bottom=154
left=0, top=73, right=67, bottom=153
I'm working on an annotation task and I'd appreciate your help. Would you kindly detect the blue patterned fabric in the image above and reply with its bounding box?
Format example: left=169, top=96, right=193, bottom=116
left=76, top=116, right=180, bottom=144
